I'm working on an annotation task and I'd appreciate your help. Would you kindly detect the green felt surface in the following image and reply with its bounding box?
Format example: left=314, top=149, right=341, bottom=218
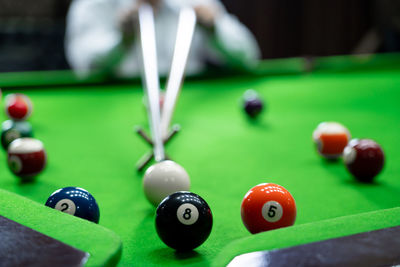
left=1, top=53, right=400, bottom=88
left=0, top=189, right=121, bottom=266
left=0, top=54, right=400, bottom=266
left=214, top=207, right=400, bottom=267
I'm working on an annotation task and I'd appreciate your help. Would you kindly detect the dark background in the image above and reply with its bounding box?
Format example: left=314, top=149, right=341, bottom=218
left=0, top=0, right=399, bottom=72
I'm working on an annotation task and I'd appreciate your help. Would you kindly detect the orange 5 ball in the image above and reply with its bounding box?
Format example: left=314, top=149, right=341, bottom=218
left=241, top=183, right=296, bottom=234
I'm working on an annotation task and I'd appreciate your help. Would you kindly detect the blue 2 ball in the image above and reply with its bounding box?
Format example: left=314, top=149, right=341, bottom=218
left=45, top=187, right=100, bottom=223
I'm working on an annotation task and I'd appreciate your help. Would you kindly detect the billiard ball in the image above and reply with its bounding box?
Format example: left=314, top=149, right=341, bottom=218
left=1, top=120, right=33, bottom=150
left=312, top=122, right=351, bottom=159
left=156, top=191, right=212, bottom=251
left=143, top=160, right=190, bottom=206
left=4, top=93, right=33, bottom=121
left=45, top=187, right=100, bottom=223
left=242, top=89, right=264, bottom=119
left=7, top=138, right=46, bottom=179
left=241, top=183, right=296, bottom=234
left=343, top=139, right=384, bottom=182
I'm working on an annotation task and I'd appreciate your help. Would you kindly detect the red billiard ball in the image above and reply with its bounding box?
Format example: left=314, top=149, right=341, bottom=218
left=7, top=138, right=46, bottom=179
left=241, top=183, right=296, bottom=234
left=312, top=122, right=351, bottom=159
left=343, top=139, right=384, bottom=182
left=5, top=93, right=33, bottom=121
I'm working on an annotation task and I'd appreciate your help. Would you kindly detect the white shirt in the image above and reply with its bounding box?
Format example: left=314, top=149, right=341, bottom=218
left=65, top=0, right=260, bottom=77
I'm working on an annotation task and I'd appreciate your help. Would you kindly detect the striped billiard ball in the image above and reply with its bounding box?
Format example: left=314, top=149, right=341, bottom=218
left=313, top=122, right=351, bottom=159
left=343, top=139, right=384, bottom=182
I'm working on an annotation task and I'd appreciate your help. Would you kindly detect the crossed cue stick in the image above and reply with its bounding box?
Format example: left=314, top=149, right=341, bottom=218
left=135, top=124, right=180, bottom=171
left=135, top=4, right=196, bottom=172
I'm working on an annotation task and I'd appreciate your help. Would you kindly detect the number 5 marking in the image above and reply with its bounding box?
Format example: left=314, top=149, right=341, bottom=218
left=268, top=205, right=277, bottom=218
left=262, top=201, right=283, bottom=223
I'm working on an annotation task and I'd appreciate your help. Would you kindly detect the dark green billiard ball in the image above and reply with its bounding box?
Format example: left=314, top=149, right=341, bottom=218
left=155, top=191, right=213, bottom=251
left=1, top=120, right=33, bottom=150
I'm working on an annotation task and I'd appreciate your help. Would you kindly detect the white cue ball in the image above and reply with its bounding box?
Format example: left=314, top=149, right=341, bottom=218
left=143, top=160, right=190, bottom=206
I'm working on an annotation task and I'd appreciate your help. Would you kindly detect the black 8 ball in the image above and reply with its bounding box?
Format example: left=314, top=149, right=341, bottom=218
left=155, top=191, right=213, bottom=251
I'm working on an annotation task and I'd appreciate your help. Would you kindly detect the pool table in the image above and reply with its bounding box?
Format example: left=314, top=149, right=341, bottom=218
left=0, top=53, right=400, bottom=266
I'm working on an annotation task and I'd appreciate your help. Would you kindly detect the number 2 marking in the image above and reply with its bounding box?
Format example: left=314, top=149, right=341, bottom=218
left=55, top=199, right=76, bottom=215
left=61, top=203, right=69, bottom=212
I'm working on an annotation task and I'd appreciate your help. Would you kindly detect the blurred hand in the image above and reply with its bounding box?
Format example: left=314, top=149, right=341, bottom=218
left=145, top=0, right=161, bottom=9
left=119, top=0, right=162, bottom=46
left=119, top=4, right=139, bottom=46
left=194, top=4, right=221, bottom=30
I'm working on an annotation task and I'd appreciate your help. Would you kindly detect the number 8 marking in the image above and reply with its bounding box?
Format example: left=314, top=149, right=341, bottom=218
left=183, top=208, right=192, bottom=220
left=177, top=203, right=199, bottom=225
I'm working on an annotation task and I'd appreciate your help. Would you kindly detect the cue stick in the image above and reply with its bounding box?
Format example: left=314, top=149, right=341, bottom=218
left=138, top=3, right=165, bottom=162
left=135, top=125, right=180, bottom=171
left=160, top=7, right=197, bottom=139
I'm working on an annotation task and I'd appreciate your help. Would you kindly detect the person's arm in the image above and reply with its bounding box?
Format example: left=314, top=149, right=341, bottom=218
left=195, top=3, right=261, bottom=70
left=65, top=0, right=138, bottom=77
